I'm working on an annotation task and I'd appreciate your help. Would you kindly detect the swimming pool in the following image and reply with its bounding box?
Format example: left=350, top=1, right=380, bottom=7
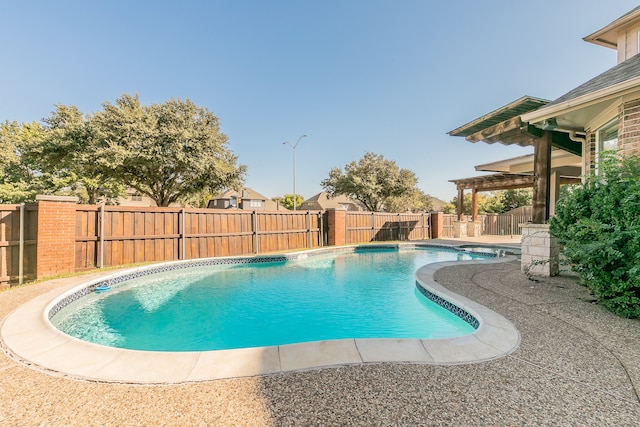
left=51, top=247, right=485, bottom=351
left=1, top=243, right=521, bottom=383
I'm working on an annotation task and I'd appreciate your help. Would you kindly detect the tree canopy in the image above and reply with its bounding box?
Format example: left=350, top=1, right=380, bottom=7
left=450, top=189, right=533, bottom=215
left=274, top=194, right=304, bottom=210
left=321, top=152, right=419, bottom=212
left=0, top=94, right=246, bottom=206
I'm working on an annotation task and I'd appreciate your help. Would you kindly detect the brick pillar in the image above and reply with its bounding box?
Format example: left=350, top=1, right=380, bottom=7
left=430, top=212, right=443, bottom=239
left=35, top=195, right=79, bottom=278
left=326, top=208, right=347, bottom=246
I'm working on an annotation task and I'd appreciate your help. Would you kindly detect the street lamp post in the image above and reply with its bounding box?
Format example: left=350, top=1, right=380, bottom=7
left=283, top=134, right=307, bottom=210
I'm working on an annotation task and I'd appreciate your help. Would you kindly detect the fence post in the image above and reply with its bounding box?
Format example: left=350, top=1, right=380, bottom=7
left=253, top=210, right=258, bottom=254
left=34, top=195, right=79, bottom=279
left=430, top=212, right=443, bottom=239
left=371, top=212, right=375, bottom=241
left=180, top=208, right=186, bottom=260
left=18, top=203, right=24, bottom=285
left=326, top=208, right=347, bottom=246
left=319, top=212, right=324, bottom=247
left=397, top=213, right=402, bottom=241
left=99, top=203, right=105, bottom=268
left=306, top=211, right=311, bottom=248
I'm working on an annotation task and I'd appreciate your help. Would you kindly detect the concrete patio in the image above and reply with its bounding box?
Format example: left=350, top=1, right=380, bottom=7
left=0, top=238, right=639, bottom=426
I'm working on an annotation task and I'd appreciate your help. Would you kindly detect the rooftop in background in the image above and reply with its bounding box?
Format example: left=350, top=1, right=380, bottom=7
left=298, top=192, right=365, bottom=211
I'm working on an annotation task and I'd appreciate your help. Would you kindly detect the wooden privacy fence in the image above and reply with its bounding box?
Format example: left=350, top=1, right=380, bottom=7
left=75, top=206, right=325, bottom=270
left=482, top=213, right=532, bottom=236
left=1, top=199, right=453, bottom=289
left=0, top=204, right=37, bottom=288
left=345, top=212, right=430, bottom=244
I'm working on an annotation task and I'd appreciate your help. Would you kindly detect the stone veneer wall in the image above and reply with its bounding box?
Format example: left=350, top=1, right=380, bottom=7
left=520, top=224, right=559, bottom=277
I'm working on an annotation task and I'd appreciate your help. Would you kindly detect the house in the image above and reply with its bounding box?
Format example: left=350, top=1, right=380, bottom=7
left=450, top=6, right=640, bottom=225
left=207, top=188, right=280, bottom=211
left=117, top=189, right=183, bottom=207
left=298, top=192, right=365, bottom=211
left=448, top=6, right=640, bottom=275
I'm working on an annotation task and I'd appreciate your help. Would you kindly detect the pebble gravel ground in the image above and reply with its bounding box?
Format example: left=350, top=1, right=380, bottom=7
left=1, top=258, right=639, bottom=426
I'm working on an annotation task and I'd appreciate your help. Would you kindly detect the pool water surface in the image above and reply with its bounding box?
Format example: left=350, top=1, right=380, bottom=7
left=52, top=248, right=486, bottom=351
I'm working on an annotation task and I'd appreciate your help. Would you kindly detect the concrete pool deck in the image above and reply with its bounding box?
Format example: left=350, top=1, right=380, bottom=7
left=1, top=237, right=639, bottom=425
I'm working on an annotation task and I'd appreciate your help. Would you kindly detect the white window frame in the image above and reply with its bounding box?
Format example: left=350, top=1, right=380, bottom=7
left=595, top=117, right=619, bottom=174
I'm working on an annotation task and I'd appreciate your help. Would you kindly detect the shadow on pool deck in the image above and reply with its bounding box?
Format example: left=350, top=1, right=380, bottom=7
left=0, top=240, right=639, bottom=425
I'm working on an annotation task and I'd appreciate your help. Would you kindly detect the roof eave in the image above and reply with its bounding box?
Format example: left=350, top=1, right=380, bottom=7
left=583, top=7, right=640, bottom=49
left=448, top=95, right=548, bottom=137
left=521, top=76, right=640, bottom=125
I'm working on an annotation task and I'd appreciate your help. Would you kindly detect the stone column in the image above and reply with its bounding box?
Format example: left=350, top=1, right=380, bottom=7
left=326, top=208, right=347, bottom=246
left=453, top=220, right=468, bottom=238
left=35, top=195, right=79, bottom=279
left=521, top=223, right=559, bottom=277
left=466, top=221, right=482, bottom=237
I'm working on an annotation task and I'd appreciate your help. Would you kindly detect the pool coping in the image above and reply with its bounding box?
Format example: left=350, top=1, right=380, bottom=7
left=0, top=243, right=520, bottom=384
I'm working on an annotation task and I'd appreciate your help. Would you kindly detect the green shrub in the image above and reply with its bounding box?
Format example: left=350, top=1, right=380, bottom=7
left=550, top=152, right=640, bottom=318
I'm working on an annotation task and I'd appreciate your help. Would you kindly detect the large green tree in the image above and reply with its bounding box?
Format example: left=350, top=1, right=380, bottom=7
left=89, top=94, right=246, bottom=206
left=26, top=105, right=126, bottom=204
left=384, top=188, right=433, bottom=213
left=0, top=121, right=47, bottom=203
left=321, top=152, right=418, bottom=212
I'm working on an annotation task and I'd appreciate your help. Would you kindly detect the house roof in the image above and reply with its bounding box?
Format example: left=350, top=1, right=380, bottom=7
left=448, top=96, right=549, bottom=138
left=474, top=149, right=582, bottom=178
left=583, top=6, right=640, bottom=49
left=299, top=192, right=364, bottom=210
left=521, top=54, right=640, bottom=126
left=547, top=53, right=640, bottom=107
left=215, top=188, right=269, bottom=200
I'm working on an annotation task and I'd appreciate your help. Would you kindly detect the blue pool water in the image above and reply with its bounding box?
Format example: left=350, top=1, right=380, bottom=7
left=52, top=248, right=486, bottom=351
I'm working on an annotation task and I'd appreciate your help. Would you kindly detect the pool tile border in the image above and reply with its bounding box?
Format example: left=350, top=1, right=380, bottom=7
left=1, top=243, right=520, bottom=384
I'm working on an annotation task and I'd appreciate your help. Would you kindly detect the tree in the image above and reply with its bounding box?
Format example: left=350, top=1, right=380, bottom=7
left=275, top=194, right=304, bottom=210
left=450, top=192, right=504, bottom=215
left=499, top=188, right=532, bottom=211
left=90, top=94, right=246, bottom=206
left=25, top=105, right=127, bottom=204
left=0, top=121, right=47, bottom=203
left=321, top=152, right=417, bottom=212
left=384, top=188, right=433, bottom=213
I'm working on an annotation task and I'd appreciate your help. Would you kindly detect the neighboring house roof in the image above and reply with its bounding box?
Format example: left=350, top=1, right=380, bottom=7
left=210, top=188, right=279, bottom=210
left=216, top=188, right=267, bottom=200
left=429, top=197, right=448, bottom=212
left=299, top=192, right=365, bottom=211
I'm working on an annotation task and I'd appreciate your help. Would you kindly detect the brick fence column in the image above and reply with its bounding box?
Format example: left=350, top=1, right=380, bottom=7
left=35, top=195, right=79, bottom=279
left=326, top=208, right=347, bottom=246
left=430, top=212, right=443, bottom=238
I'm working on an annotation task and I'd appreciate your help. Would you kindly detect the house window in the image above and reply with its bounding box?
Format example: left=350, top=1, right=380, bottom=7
left=131, top=194, right=143, bottom=202
left=596, top=118, right=618, bottom=173
left=249, top=200, right=262, bottom=208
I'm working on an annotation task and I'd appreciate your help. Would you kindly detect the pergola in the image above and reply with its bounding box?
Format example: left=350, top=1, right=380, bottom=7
left=448, top=96, right=583, bottom=224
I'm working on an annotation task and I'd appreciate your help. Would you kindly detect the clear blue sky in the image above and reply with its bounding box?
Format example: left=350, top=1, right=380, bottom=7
left=2, top=1, right=638, bottom=202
